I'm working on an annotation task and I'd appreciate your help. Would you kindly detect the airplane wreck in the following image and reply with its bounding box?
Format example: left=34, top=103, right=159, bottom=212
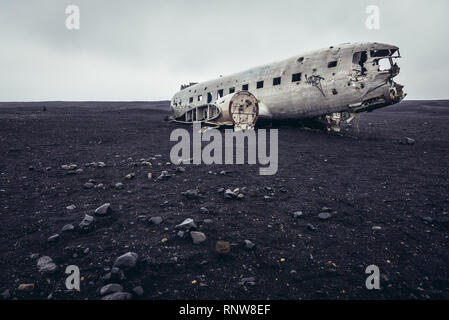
left=169, top=42, right=405, bottom=132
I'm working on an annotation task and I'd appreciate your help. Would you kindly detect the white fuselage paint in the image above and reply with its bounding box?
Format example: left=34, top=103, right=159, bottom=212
left=170, top=42, right=403, bottom=121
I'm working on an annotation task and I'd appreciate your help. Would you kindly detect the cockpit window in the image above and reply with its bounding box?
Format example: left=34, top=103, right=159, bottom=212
left=370, top=48, right=398, bottom=57
left=377, top=58, right=392, bottom=71
left=353, top=51, right=368, bottom=74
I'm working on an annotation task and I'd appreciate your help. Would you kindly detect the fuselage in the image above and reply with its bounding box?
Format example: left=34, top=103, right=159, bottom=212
left=170, top=42, right=405, bottom=122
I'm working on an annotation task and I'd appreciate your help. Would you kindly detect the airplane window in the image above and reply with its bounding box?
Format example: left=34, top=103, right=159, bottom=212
left=378, top=58, right=392, bottom=71
left=229, top=87, right=235, bottom=94
left=370, top=49, right=391, bottom=57
left=217, top=89, right=224, bottom=98
left=257, top=81, right=264, bottom=89
left=353, top=51, right=367, bottom=74
left=189, top=97, right=193, bottom=103
left=273, top=77, right=281, bottom=86
left=207, top=92, right=212, bottom=103
left=242, top=84, right=249, bottom=91
left=198, top=95, right=202, bottom=101
left=292, top=73, right=302, bottom=82
left=328, top=61, right=338, bottom=68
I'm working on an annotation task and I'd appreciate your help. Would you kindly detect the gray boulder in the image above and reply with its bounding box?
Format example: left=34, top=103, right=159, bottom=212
left=95, top=203, right=112, bottom=216
left=191, top=231, right=207, bottom=244
left=182, top=189, right=199, bottom=199
left=113, top=252, right=138, bottom=269
left=79, top=214, right=94, bottom=231
left=175, top=218, right=197, bottom=230
left=149, top=216, right=163, bottom=225
left=61, top=224, right=75, bottom=233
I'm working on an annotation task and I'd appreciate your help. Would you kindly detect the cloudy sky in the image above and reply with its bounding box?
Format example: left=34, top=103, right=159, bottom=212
left=1, top=0, right=448, bottom=101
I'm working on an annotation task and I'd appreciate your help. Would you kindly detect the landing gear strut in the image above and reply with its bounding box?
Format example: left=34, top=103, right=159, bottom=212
left=323, top=112, right=357, bottom=132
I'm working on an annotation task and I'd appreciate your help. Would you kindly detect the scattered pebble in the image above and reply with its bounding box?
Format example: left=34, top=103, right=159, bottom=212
left=157, top=171, right=170, bottom=181
left=400, top=137, right=415, bottom=145
left=182, top=189, right=200, bottom=199
left=94, top=203, right=112, bottom=216
left=244, top=240, right=255, bottom=250
left=114, top=182, right=124, bottom=189
left=224, top=189, right=237, bottom=199
left=79, top=214, right=94, bottom=232
left=125, top=173, right=135, bottom=180
left=113, top=252, right=138, bottom=269
left=177, top=231, right=185, bottom=238
left=30, top=253, right=39, bottom=260
left=215, top=240, right=231, bottom=255
left=18, top=283, right=35, bottom=292
left=238, top=277, right=256, bottom=286
left=422, top=216, right=433, bottom=223
left=160, top=200, right=169, bottom=207
left=318, top=212, right=331, bottom=220
left=61, top=164, right=77, bottom=170
left=191, top=231, right=206, bottom=244
left=293, top=211, right=303, bottom=219
left=47, top=234, right=60, bottom=243
left=83, top=182, right=95, bottom=189
left=149, top=216, right=163, bottom=225
left=37, top=256, right=57, bottom=274
left=175, top=218, right=197, bottom=230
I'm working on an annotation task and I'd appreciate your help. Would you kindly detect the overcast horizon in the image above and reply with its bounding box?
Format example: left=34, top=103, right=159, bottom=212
left=1, top=0, right=448, bottom=101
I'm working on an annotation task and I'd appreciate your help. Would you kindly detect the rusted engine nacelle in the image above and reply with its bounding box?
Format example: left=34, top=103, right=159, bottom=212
left=215, top=91, right=259, bottom=131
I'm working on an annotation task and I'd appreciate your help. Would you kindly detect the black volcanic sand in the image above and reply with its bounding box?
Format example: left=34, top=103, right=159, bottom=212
left=0, top=100, right=448, bottom=300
